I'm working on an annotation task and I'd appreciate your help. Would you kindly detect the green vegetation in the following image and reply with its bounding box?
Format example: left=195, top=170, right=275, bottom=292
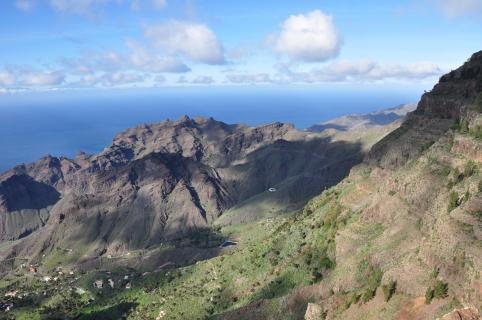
left=471, top=93, right=482, bottom=113
left=425, top=280, right=449, bottom=304
left=440, top=165, right=451, bottom=177
left=463, top=160, right=477, bottom=177
left=382, top=280, right=397, bottom=302
left=2, top=187, right=354, bottom=320
left=459, top=120, right=469, bottom=134
left=425, top=287, right=435, bottom=304
left=448, top=191, right=459, bottom=212
left=433, top=280, right=449, bottom=299
left=353, top=260, right=383, bottom=304
left=469, top=125, right=482, bottom=139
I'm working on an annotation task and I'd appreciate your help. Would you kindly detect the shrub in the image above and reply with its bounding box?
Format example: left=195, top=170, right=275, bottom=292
left=472, top=93, right=482, bottom=113
left=459, top=120, right=469, bottom=134
left=388, top=190, right=396, bottom=196
left=350, top=293, right=361, bottom=305
left=361, top=268, right=383, bottom=303
left=440, top=166, right=451, bottom=176
left=382, top=280, right=397, bottom=302
left=469, top=125, right=482, bottom=139
left=433, top=280, right=448, bottom=299
left=311, top=270, right=323, bottom=283
left=451, top=168, right=463, bottom=184
left=319, top=256, right=335, bottom=270
left=479, top=180, right=482, bottom=193
left=425, top=287, right=435, bottom=304
left=425, top=280, right=448, bottom=304
left=362, top=288, right=377, bottom=303
left=464, top=160, right=477, bottom=177
left=448, top=191, right=459, bottom=212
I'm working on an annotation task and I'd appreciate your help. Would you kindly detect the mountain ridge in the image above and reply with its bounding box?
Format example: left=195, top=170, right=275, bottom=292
left=0, top=50, right=481, bottom=319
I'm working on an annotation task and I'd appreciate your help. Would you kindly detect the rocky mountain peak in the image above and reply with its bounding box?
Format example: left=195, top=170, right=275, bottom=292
left=368, top=52, right=482, bottom=168
left=415, top=50, right=482, bottom=119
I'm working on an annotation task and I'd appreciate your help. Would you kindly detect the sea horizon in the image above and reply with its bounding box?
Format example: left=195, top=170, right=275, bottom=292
left=0, top=85, right=425, bottom=172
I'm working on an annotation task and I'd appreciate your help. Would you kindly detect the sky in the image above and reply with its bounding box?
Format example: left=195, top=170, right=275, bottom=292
left=0, top=0, right=481, bottom=94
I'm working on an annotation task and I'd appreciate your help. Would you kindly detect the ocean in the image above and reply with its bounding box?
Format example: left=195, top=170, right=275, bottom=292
left=0, top=85, right=425, bottom=172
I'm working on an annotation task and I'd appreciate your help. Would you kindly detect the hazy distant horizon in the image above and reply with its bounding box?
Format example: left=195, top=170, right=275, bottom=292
left=0, top=86, right=424, bottom=172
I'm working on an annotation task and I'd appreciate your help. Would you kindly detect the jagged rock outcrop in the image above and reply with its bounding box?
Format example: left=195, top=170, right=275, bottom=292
left=368, top=51, right=482, bottom=169
left=0, top=116, right=365, bottom=261
left=442, top=306, right=481, bottom=320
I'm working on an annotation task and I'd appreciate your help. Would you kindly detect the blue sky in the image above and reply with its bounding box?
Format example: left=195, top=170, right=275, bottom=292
left=0, top=0, right=481, bottom=93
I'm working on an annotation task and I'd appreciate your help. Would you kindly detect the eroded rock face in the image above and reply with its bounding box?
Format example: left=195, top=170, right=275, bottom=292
left=304, top=303, right=323, bottom=320
left=368, top=50, right=482, bottom=169
left=442, top=306, right=481, bottom=320
left=0, top=116, right=365, bottom=260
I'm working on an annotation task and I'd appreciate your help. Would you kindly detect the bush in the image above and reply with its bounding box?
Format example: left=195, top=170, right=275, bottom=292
left=440, top=166, right=451, bottom=176
left=448, top=191, right=459, bottom=212
left=459, top=120, right=469, bottom=134
left=464, top=160, right=477, bottom=177
left=362, top=288, right=377, bottom=303
left=452, top=168, right=464, bottom=183
left=425, top=280, right=448, bottom=304
left=469, top=125, right=482, bottom=139
left=433, top=280, right=448, bottom=299
left=479, top=180, right=482, bottom=193
left=361, top=268, right=383, bottom=303
left=382, top=280, right=397, bottom=302
left=425, top=287, right=435, bottom=304
left=472, top=93, right=482, bottom=113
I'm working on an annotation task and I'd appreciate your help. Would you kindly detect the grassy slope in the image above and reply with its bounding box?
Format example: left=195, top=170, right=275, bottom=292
left=1, top=122, right=481, bottom=319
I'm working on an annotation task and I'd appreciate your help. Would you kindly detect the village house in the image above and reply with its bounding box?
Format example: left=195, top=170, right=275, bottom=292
left=93, top=279, right=103, bottom=289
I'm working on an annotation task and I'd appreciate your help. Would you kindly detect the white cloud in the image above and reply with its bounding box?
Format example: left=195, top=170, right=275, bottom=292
left=23, top=71, right=65, bottom=85
left=177, top=75, right=214, bottom=84
left=278, top=60, right=443, bottom=83
left=100, top=72, right=144, bottom=86
left=0, top=71, right=17, bottom=86
left=59, top=42, right=190, bottom=76
left=49, top=0, right=100, bottom=15
left=75, top=72, right=144, bottom=87
left=275, top=10, right=342, bottom=62
left=226, top=73, right=273, bottom=84
left=130, top=0, right=167, bottom=11
left=152, top=0, right=167, bottom=10
left=125, top=39, right=190, bottom=73
left=154, top=75, right=166, bottom=83
left=0, top=68, right=64, bottom=87
left=434, top=0, right=482, bottom=18
left=191, top=75, right=214, bottom=84
left=15, top=0, right=35, bottom=12
left=145, top=21, right=225, bottom=64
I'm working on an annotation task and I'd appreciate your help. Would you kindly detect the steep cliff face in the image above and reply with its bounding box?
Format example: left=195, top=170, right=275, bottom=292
left=0, top=174, right=59, bottom=240
left=368, top=51, right=482, bottom=169
left=212, top=52, right=482, bottom=320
